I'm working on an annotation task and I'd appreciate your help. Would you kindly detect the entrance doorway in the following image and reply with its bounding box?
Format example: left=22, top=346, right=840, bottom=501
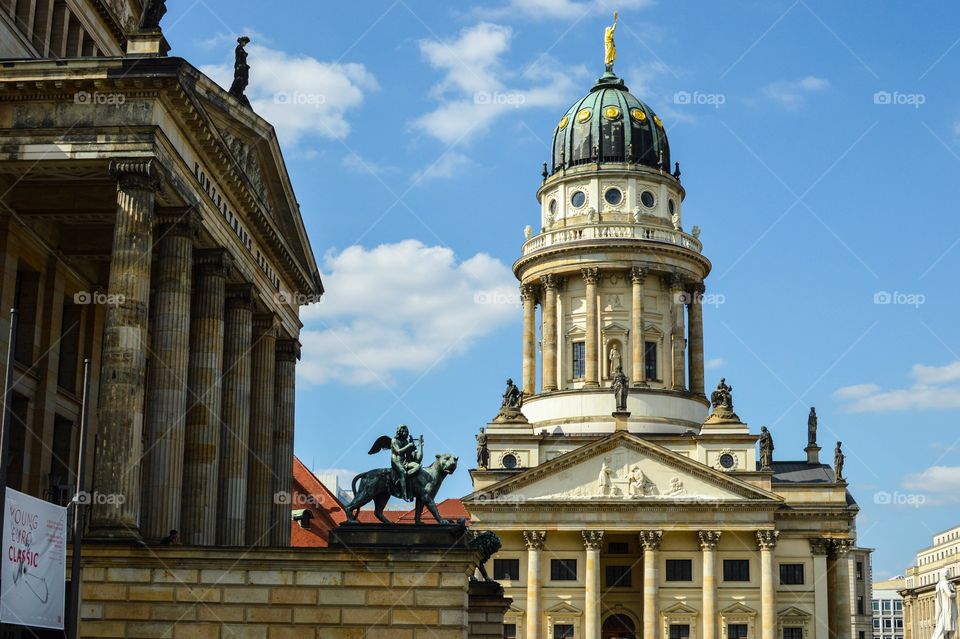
left=602, top=614, right=637, bottom=639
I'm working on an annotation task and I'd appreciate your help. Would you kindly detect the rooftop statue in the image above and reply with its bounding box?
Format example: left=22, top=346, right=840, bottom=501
left=707, top=377, right=740, bottom=422
left=759, top=426, right=774, bottom=470
left=495, top=378, right=527, bottom=422
left=932, top=568, right=957, bottom=639
left=342, top=425, right=459, bottom=524
left=604, top=12, right=618, bottom=72
left=229, top=36, right=252, bottom=108
left=834, top=441, right=845, bottom=481
left=140, top=0, right=167, bottom=29
left=807, top=407, right=818, bottom=447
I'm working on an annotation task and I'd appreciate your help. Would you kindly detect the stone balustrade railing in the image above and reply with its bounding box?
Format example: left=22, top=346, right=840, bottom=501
left=521, top=223, right=702, bottom=256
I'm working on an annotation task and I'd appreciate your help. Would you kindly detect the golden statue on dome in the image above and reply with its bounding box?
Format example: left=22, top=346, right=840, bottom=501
left=604, top=11, right=618, bottom=72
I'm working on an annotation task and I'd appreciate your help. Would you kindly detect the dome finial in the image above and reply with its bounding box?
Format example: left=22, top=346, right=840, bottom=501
left=604, top=11, right=618, bottom=73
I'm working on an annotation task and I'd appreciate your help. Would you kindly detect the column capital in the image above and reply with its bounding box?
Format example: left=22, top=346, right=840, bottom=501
left=194, top=247, right=233, bottom=278
left=698, top=530, right=722, bottom=550
left=755, top=530, right=780, bottom=551
left=225, top=283, right=256, bottom=310
left=109, top=158, right=163, bottom=192
left=808, top=537, right=831, bottom=556
left=523, top=530, right=547, bottom=550
left=276, top=338, right=301, bottom=362
left=582, top=530, right=604, bottom=550
left=667, top=272, right=686, bottom=291
left=155, top=207, right=201, bottom=238
left=520, top=283, right=540, bottom=302
left=688, top=280, right=705, bottom=296
left=581, top=267, right=600, bottom=285
left=541, top=274, right=563, bottom=290
left=630, top=266, right=648, bottom=284
left=639, top=530, right=663, bottom=551
left=830, top=538, right=852, bottom=557
left=253, top=313, right=279, bottom=336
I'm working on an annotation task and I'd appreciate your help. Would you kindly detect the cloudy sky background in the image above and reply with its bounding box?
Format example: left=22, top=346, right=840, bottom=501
left=167, top=0, right=960, bottom=577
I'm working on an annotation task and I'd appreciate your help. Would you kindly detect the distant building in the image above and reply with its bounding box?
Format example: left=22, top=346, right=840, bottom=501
left=851, top=547, right=875, bottom=639
left=314, top=471, right=355, bottom=503
left=900, top=525, right=960, bottom=639
left=872, top=577, right=904, bottom=639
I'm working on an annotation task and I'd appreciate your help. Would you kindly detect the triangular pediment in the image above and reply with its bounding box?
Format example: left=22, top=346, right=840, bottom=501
left=465, top=432, right=782, bottom=505
left=546, top=602, right=582, bottom=615
left=721, top=602, right=757, bottom=616
left=778, top=607, right=811, bottom=621
left=663, top=602, right=698, bottom=616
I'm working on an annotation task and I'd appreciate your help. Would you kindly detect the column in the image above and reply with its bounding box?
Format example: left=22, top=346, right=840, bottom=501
left=809, top=538, right=831, bottom=639
left=541, top=275, right=559, bottom=391
left=141, top=209, right=197, bottom=542
left=687, top=282, right=705, bottom=395
left=641, top=530, right=663, bottom=639
left=583, top=530, right=605, bottom=639
left=524, top=530, right=546, bottom=639
left=180, top=248, right=230, bottom=545
left=700, top=531, right=722, bottom=639
left=757, top=530, right=780, bottom=639
left=631, top=266, right=647, bottom=386
left=521, top=284, right=538, bottom=394
left=832, top=539, right=853, bottom=639
left=271, top=338, right=299, bottom=546
left=668, top=274, right=687, bottom=390
left=89, top=159, right=161, bottom=538
left=245, top=314, right=277, bottom=546
left=216, top=283, right=255, bottom=546
left=583, top=268, right=600, bottom=387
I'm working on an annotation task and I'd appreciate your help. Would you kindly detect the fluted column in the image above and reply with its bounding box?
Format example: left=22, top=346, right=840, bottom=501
left=217, top=283, right=255, bottom=546
left=141, top=209, right=198, bottom=541
left=668, top=274, right=687, bottom=390
left=524, top=531, right=546, bottom=639
left=687, top=282, right=705, bottom=395
left=245, top=314, right=278, bottom=546
left=270, top=338, right=299, bottom=546
left=631, top=267, right=647, bottom=386
left=583, top=268, right=600, bottom=387
left=541, top=275, right=559, bottom=391
left=699, top=531, right=721, bottom=639
left=521, top=284, right=538, bottom=394
left=89, top=159, right=161, bottom=538
left=181, top=248, right=230, bottom=545
left=757, top=530, right=780, bottom=639
left=583, top=530, right=604, bottom=639
left=832, top=539, right=853, bottom=639
left=810, top=538, right=831, bottom=639
left=641, top=530, right=663, bottom=639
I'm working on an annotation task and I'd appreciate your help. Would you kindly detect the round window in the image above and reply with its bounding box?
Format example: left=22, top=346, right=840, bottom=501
left=549, top=199, right=558, bottom=214
left=640, top=190, right=656, bottom=208
left=668, top=199, right=675, bottom=215
left=576, top=108, right=592, bottom=124
left=571, top=191, right=586, bottom=208
left=604, top=188, right=623, bottom=206
left=502, top=453, right=518, bottom=469
left=719, top=453, right=735, bottom=469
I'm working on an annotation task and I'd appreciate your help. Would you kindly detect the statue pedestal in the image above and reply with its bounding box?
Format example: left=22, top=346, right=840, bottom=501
left=493, top=408, right=528, bottom=424
left=126, top=30, right=170, bottom=56
left=612, top=411, right=631, bottom=431
left=330, top=522, right=469, bottom=550
left=805, top=445, right=821, bottom=465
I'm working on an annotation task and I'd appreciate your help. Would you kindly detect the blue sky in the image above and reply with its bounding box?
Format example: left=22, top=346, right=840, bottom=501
left=163, top=0, right=960, bottom=578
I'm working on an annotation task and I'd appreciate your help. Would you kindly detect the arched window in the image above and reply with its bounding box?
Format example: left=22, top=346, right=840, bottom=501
left=603, top=614, right=637, bottom=639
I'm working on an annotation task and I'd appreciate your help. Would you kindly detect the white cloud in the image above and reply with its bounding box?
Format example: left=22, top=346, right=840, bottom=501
left=762, top=76, right=829, bottom=111
left=200, top=44, right=378, bottom=146
left=902, top=466, right=960, bottom=505
left=342, top=153, right=397, bottom=176
left=412, top=151, right=474, bottom=183
left=835, top=361, right=960, bottom=412
left=298, top=240, right=519, bottom=386
left=477, top=0, right=653, bottom=20
left=704, top=357, right=725, bottom=371
left=411, top=22, right=588, bottom=156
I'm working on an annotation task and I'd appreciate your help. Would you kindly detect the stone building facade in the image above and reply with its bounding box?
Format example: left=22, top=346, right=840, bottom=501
left=465, top=61, right=867, bottom=639
left=900, top=525, right=960, bottom=639
left=0, top=0, right=321, bottom=546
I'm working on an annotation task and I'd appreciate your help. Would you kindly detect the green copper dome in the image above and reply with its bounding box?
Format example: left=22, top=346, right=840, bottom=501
left=551, top=72, right=670, bottom=174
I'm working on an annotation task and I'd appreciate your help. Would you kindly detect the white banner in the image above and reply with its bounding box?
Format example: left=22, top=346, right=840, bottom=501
left=0, top=487, right=67, bottom=629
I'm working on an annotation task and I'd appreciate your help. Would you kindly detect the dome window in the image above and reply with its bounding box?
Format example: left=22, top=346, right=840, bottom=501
left=576, top=108, right=592, bottom=123
left=604, top=188, right=623, bottom=206
left=668, top=199, right=676, bottom=215
left=630, top=108, right=646, bottom=122
left=719, top=453, right=736, bottom=469
left=603, top=106, right=621, bottom=120
left=640, top=190, right=656, bottom=209
left=653, top=114, right=664, bottom=128
left=549, top=199, right=558, bottom=215
left=501, top=453, right=518, bottom=469
left=558, top=115, right=569, bottom=130
left=571, top=191, right=587, bottom=208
